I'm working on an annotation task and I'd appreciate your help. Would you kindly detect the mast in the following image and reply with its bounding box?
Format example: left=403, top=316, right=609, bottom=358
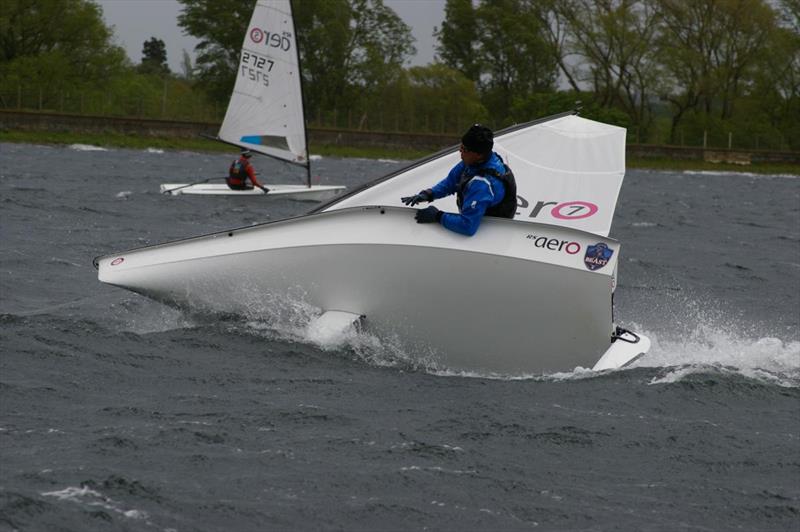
left=289, top=0, right=312, bottom=188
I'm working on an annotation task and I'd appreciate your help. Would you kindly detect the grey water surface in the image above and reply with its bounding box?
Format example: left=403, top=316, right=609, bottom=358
left=1, top=142, right=799, bottom=531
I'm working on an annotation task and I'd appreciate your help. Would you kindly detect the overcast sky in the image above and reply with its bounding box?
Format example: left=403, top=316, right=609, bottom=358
left=96, top=0, right=447, bottom=73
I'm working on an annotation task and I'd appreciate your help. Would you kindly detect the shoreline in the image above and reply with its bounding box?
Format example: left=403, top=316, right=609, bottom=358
left=1, top=130, right=797, bottom=175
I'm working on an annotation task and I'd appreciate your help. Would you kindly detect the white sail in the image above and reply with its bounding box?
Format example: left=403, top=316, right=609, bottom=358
left=321, top=114, right=627, bottom=237
left=218, top=0, right=307, bottom=164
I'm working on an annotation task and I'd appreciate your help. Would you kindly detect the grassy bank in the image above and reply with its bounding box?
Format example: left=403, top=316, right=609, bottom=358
left=0, top=130, right=229, bottom=153
left=0, top=130, right=431, bottom=161
left=626, top=157, right=798, bottom=175
left=1, top=129, right=797, bottom=175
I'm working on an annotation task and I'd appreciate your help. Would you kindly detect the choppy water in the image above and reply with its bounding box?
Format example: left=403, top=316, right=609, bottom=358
left=1, top=142, right=799, bottom=531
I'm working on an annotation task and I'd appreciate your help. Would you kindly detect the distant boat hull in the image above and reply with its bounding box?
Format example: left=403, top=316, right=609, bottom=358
left=95, top=207, right=638, bottom=375
left=160, top=183, right=345, bottom=201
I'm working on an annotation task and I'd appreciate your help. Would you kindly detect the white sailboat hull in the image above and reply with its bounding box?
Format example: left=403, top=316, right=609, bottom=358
left=95, top=207, right=637, bottom=374
left=160, top=183, right=345, bottom=201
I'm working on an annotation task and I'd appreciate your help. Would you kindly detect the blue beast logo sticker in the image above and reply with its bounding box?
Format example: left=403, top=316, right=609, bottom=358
left=584, top=243, right=614, bottom=271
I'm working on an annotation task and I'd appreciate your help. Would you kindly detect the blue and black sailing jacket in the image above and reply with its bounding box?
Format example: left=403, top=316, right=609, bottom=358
left=428, top=152, right=516, bottom=236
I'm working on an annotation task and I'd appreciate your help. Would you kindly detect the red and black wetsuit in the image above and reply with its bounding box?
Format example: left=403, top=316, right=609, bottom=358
left=227, top=156, right=263, bottom=190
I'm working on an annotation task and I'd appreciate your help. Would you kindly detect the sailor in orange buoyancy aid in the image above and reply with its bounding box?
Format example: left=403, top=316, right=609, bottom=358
left=401, top=124, right=516, bottom=236
left=227, top=150, right=269, bottom=193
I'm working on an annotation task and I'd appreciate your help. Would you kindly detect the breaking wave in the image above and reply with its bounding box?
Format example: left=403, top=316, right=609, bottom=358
left=110, top=297, right=200, bottom=334
left=106, top=290, right=799, bottom=387
left=682, top=170, right=799, bottom=179
left=41, top=485, right=148, bottom=521
left=234, top=289, right=438, bottom=371
left=637, top=324, right=800, bottom=387
left=68, top=144, right=108, bottom=152
left=251, top=303, right=800, bottom=387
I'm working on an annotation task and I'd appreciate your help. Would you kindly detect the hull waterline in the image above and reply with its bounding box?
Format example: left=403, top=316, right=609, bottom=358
left=160, top=183, right=345, bottom=201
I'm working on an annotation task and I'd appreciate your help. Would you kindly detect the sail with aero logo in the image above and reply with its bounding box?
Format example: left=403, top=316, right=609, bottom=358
left=315, top=113, right=626, bottom=237
left=219, top=0, right=306, bottom=164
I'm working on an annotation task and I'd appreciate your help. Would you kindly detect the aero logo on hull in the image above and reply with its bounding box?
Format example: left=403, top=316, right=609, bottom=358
left=525, top=234, right=582, bottom=255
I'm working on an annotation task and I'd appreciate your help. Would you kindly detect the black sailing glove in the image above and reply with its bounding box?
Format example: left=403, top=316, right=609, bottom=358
left=415, top=206, right=442, bottom=224
left=401, top=189, right=433, bottom=206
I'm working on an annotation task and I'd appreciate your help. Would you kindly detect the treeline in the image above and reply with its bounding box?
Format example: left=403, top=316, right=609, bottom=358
left=1, top=0, right=798, bottom=150
left=0, top=0, right=214, bottom=121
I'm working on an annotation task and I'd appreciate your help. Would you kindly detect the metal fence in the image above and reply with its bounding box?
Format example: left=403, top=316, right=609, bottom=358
left=0, top=86, right=221, bottom=123
left=0, top=85, right=795, bottom=152
left=0, top=86, right=468, bottom=135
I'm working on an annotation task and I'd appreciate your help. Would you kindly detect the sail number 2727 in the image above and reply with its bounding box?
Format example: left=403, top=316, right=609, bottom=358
left=241, top=51, right=274, bottom=86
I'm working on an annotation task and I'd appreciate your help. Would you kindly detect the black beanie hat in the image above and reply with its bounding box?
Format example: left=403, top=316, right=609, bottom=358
left=461, top=124, right=494, bottom=154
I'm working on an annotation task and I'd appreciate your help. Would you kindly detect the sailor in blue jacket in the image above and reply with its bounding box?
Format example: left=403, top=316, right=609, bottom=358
left=401, top=124, right=517, bottom=236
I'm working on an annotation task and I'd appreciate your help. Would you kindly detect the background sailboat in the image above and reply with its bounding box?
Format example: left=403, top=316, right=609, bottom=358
left=161, top=0, right=345, bottom=200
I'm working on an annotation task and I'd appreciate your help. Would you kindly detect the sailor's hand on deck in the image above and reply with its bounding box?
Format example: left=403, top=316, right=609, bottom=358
left=401, top=190, right=432, bottom=206
left=415, top=206, right=441, bottom=224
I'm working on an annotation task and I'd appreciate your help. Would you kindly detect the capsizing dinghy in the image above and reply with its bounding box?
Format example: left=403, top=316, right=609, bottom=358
left=163, top=0, right=345, bottom=200
left=96, top=110, right=650, bottom=375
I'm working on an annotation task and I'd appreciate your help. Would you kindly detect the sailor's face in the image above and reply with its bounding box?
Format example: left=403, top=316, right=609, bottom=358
left=459, top=144, right=483, bottom=166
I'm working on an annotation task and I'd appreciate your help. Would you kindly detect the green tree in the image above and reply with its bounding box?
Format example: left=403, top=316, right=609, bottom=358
left=510, top=91, right=629, bottom=127
left=293, top=0, right=351, bottom=117
left=476, top=0, right=557, bottom=125
left=178, top=0, right=415, bottom=119
left=0, top=0, right=128, bottom=108
left=535, top=0, right=582, bottom=91
left=140, top=37, right=169, bottom=74
left=786, top=0, right=800, bottom=19
left=403, top=63, right=487, bottom=132
left=776, top=0, right=800, bottom=116
left=294, top=0, right=415, bottom=118
left=746, top=0, right=800, bottom=149
left=434, top=0, right=482, bottom=81
left=434, top=0, right=557, bottom=125
left=177, top=0, right=255, bottom=102
left=341, top=63, right=485, bottom=133
left=548, top=0, right=662, bottom=141
left=654, top=0, right=778, bottom=143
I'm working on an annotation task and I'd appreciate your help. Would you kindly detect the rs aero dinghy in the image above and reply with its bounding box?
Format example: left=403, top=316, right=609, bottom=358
left=98, top=110, right=650, bottom=375
left=161, top=0, right=345, bottom=201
